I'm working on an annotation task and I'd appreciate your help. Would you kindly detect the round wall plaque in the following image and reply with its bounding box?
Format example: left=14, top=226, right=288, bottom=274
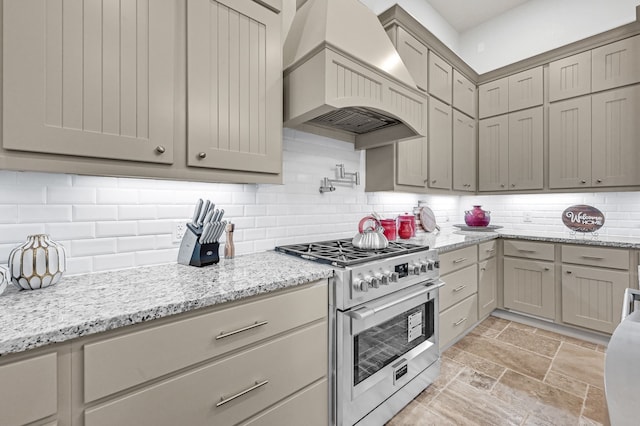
left=562, top=205, right=605, bottom=233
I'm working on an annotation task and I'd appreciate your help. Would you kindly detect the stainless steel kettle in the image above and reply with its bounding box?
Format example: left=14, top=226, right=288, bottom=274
left=352, top=216, right=389, bottom=250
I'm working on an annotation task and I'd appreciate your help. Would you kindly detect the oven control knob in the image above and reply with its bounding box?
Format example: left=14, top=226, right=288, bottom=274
left=387, top=271, right=399, bottom=282
left=409, top=263, right=421, bottom=275
left=353, top=278, right=368, bottom=292
left=375, top=272, right=389, bottom=285
left=365, top=275, right=380, bottom=289
left=427, top=260, right=435, bottom=271
left=419, top=261, right=429, bottom=273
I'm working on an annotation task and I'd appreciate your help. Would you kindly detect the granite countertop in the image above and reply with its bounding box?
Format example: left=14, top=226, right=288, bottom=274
left=0, top=251, right=333, bottom=357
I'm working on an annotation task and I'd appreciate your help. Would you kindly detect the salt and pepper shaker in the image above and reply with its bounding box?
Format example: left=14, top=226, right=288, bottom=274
left=224, top=223, right=235, bottom=259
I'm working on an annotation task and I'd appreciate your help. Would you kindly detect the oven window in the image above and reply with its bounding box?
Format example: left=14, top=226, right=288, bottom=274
left=353, top=299, right=435, bottom=386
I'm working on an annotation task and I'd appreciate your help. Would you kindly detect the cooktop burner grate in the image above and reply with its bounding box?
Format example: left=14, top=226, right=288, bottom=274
left=275, top=238, right=428, bottom=267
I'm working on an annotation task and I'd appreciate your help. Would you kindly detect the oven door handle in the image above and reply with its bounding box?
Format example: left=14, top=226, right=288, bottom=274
left=347, top=280, right=445, bottom=320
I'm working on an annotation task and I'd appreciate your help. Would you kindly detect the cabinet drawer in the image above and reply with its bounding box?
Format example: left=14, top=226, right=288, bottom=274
left=440, top=265, right=478, bottom=311
left=84, top=282, right=327, bottom=402
left=439, top=294, right=478, bottom=350
left=504, top=240, right=554, bottom=261
left=562, top=245, right=629, bottom=270
left=478, top=240, right=497, bottom=261
left=85, top=322, right=327, bottom=426
left=439, top=245, right=478, bottom=275
left=0, top=353, right=57, bottom=426
left=242, top=378, right=327, bottom=426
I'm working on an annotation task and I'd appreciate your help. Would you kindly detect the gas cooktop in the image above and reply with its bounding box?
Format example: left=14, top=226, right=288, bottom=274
left=275, top=238, right=428, bottom=267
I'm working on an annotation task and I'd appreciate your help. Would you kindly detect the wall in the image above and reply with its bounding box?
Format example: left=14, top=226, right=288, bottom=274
left=460, top=192, right=640, bottom=237
left=0, top=129, right=459, bottom=276
left=459, top=0, right=638, bottom=73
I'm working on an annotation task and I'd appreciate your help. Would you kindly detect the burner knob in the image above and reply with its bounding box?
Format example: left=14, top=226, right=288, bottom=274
left=426, top=260, right=435, bottom=271
left=419, top=261, right=429, bottom=273
left=365, top=275, right=380, bottom=289
left=409, top=263, right=421, bottom=275
left=375, top=272, right=389, bottom=285
left=388, top=271, right=399, bottom=282
left=353, top=278, right=368, bottom=292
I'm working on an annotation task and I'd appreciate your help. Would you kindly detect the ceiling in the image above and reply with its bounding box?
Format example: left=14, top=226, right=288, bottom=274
left=425, top=0, right=530, bottom=32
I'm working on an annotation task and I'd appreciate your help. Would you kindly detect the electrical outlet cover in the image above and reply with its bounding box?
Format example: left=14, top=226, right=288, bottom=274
left=173, top=222, right=187, bottom=243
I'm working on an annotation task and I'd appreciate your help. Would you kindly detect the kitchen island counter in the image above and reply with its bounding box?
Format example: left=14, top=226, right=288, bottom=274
left=0, top=251, right=333, bottom=356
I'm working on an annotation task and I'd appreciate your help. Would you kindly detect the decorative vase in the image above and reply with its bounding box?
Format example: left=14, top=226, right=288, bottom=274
left=464, top=205, right=491, bottom=227
left=0, top=266, right=8, bottom=296
left=8, top=234, right=66, bottom=290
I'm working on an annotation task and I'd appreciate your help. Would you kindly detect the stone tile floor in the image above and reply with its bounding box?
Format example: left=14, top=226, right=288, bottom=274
left=387, top=316, right=608, bottom=426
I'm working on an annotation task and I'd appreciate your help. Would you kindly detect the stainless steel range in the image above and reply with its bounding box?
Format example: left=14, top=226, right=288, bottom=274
left=276, top=239, right=442, bottom=426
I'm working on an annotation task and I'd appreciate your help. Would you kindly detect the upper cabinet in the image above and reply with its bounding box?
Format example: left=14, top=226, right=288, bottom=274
left=428, top=98, right=453, bottom=189
left=452, top=110, right=476, bottom=192
left=453, top=70, right=477, bottom=118
left=3, top=0, right=177, bottom=164
left=397, top=138, right=429, bottom=188
left=549, top=51, right=592, bottom=102
left=429, top=52, right=453, bottom=104
left=187, top=0, right=282, bottom=174
left=508, top=67, right=543, bottom=112
left=479, top=77, right=509, bottom=118
left=478, top=115, right=509, bottom=191
left=394, top=27, right=428, bottom=92
left=592, top=35, right=640, bottom=93
left=2, top=0, right=282, bottom=184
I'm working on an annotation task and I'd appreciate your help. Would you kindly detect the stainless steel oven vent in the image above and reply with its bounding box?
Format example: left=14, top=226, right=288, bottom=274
left=308, top=107, right=401, bottom=134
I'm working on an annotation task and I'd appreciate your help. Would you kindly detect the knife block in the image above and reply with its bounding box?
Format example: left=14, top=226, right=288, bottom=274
left=177, top=223, right=220, bottom=267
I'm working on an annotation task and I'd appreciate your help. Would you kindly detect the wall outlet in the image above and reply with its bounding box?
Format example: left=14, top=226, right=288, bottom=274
left=523, top=212, right=532, bottom=223
left=172, top=221, right=187, bottom=243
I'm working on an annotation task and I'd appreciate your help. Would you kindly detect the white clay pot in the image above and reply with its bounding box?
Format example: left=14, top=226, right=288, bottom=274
left=8, top=234, right=66, bottom=290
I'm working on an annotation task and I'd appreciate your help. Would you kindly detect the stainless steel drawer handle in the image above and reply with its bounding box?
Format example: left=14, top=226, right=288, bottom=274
left=581, top=255, right=604, bottom=260
left=453, top=285, right=467, bottom=292
left=452, top=257, right=467, bottom=264
left=454, top=317, right=468, bottom=326
left=486, top=248, right=496, bottom=253
left=518, top=249, right=536, bottom=253
left=216, top=380, right=269, bottom=407
left=215, top=321, right=268, bottom=340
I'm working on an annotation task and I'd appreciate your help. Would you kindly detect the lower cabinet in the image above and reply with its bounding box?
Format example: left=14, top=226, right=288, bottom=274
left=440, top=295, right=478, bottom=350
left=503, top=257, right=555, bottom=320
left=478, top=257, right=498, bottom=319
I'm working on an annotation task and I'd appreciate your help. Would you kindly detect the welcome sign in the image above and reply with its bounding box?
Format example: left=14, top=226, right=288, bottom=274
left=562, top=205, right=605, bottom=233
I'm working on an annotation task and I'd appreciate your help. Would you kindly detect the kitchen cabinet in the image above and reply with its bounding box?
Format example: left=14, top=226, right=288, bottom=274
left=549, top=96, right=592, bottom=188
left=479, top=77, right=509, bottom=118
left=508, top=106, right=543, bottom=190
left=549, top=51, right=592, bottom=102
left=591, top=85, right=640, bottom=187
left=561, top=245, right=630, bottom=334
left=478, top=241, right=498, bottom=319
left=365, top=139, right=429, bottom=192
left=3, top=0, right=177, bottom=164
left=592, top=35, right=640, bottom=93
left=507, top=67, right=543, bottom=112
left=478, top=115, right=509, bottom=191
left=0, top=346, right=71, bottom=426
left=429, top=52, right=453, bottom=104
left=453, top=70, right=477, bottom=118
left=78, top=282, right=327, bottom=426
left=397, top=138, right=429, bottom=187
left=1, top=0, right=282, bottom=184
left=439, top=245, right=479, bottom=350
left=187, top=0, right=282, bottom=173
left=503, top=240, right=555, bottom=320
left=452, top=110, right=477, bottom=192
left=428, top=98, right=453, bottom=189
left=393, top=27, right=428, bottom=92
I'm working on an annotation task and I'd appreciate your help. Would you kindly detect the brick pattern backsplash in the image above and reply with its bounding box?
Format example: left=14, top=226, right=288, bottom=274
left=1, top=129, right=638, bottom=276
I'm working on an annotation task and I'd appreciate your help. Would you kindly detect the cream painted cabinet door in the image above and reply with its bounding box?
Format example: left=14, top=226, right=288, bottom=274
left=592, top=35, right=640, bottom=92
left=561, top=265, right=628, bottom=334
left=549, top=51, right=592, bottom=102
left=549, top=97, right=592, bottom=188
left=429, top=52, right=453, bottom=104
left=478, top=258, right=497, bottom=319
left=187, top=0, right=282, bottom=173
left=479, top=77, right=508, bottom=118
left=508, top=67, right=543, bottom=112
left=504, top=258, right=555, bottom=320
left=3, top=0, right=176, bottom=164
left=428, top=98, right=452, bottom=189
left=396, top=27, right=428, bottom=92
left=478, top=115, right=509, bottom=191
left=453, top=70, right=477, bottom=118
left=397, top=138, right=428, bottom=187
left=508, top=107, right=543, bottom=190
left=592, top=85, right=640, bottom=187
left=452, top=110, right=476, bottom=192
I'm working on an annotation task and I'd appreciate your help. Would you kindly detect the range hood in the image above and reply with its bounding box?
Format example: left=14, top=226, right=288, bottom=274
left=283, top=0, right=427, bottom=149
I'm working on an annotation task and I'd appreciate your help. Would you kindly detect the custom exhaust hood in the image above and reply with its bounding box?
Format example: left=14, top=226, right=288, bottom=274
left=283, top=0, right=427, bottom=149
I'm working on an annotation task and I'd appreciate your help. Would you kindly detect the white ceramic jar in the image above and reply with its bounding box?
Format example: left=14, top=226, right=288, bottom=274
left=8, top=234, right=66, bottom=290
left=0, top=266, right=8, bottom=296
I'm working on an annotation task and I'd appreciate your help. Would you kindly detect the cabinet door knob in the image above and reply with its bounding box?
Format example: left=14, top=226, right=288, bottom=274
left=432, top=179, right=437, bottom=184
left=198, top=152, right=207, bottom=159
left=596, top=179, right=602, bottom=183
left=155, top=145, right=166, bottom=154
left=566, top=270, right=572, bottom=274
left=511, top=183, right=516, bottom=188
left=580, top=180, right=586, bottom=184
left=500, top=184, right=505, bottom=188
left=544, top=267, right=550, bottom=271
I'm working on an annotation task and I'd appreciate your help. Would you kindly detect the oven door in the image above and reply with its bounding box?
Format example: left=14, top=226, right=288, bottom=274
left=336, top=280, right=443, bottom=425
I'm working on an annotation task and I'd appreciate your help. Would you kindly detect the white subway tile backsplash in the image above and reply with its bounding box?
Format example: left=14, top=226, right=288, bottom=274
left=156, top=205, right=193, bottom=220
left=18, top=206, right=72, bottom=223
left=73, top=205, right=118, bottom=221
left=71, top=239, right=117, bottom=257
left=0, top=187, right=46, bottom=205
left=0, top=206, right=18, bottom=223
left=96, top=221, right=138, bottom=237
left=97, top=188, right=139, bottom=205
left=93, top=253, right=136, bottom=272
left=117, top=236, right=157, bottom=253
left=47, top=187, right=96, bottom=204
left=0, top=224, right=46, bottom=244
left=118, top=205, right=157, bottom=221
left=138, top=220, right=173, bottom=235
left=45, top=223, right=95, bottom=240
left=17, top=172, right=71, bottom=186
left=66, top=257, right=94, bottom=275
left=135, top=249, right=179, bottom=266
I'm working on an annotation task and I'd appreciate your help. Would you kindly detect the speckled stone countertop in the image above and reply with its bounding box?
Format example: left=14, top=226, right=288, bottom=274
left=0, top=251, right=333, bottom=357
